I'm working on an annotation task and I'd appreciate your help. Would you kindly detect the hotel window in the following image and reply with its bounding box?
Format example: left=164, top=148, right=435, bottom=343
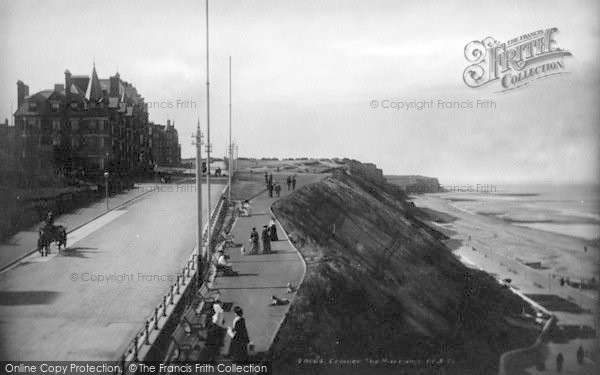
left=51, top=102, right=60, bottom=112
left=29, top=102, right=37, bottom=111
left=99, top=137, right=104, bottom=148
left=98, top=120, right=104, bottom=131
left=52, top=120, right=61, bottom=131
left=70, top=119, right=79, bottom=131
left=27, top=118, right=38, bottom=130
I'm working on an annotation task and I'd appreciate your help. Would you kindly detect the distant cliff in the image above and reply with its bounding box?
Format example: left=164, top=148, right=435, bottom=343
left=270, top=163, right=536, bottom=374
left=386, top=175, right=441, bottom=194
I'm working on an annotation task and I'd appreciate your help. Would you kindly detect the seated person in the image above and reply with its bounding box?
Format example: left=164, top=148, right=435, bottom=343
left=216, top=252, right=236, bottom=275
left=270, top=295, right=289, bottom=306
left=240, top=200, right=252, bottom=216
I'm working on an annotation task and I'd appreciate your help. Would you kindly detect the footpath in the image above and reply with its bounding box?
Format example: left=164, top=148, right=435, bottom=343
left=0, top=183, right=158, bottom=271
left=211, top=174, right=321, bottom=357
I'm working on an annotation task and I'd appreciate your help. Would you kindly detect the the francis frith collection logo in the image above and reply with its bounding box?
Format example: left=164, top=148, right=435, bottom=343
left=463, top=28, right=572, bottom=91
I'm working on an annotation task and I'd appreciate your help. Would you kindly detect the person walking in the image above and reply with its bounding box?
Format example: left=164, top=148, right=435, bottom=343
left=577, top=345, right=584, bottom=365
left=275, top=182, right=281, bottom=197
left=249, top=228, right=259, bottom=254
left=264, top=172, right=268, bottom=185
left=269, top=217, right=278, bottom=241
left=286, top=176, right=291, bottom=191
left=228, top=306, right=250, bottom=362
left=261, top=225, right=271, bottom=253
left=268, top=183, right=274, bottom=198
left=556, top=352, right=564, bottom=372
left=292, top=175, right=296, bottom=190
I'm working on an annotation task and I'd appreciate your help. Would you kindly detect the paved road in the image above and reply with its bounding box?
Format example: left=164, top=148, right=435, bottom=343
left=0, top=182, right=224, bottom=361
left=0, top=183, right=162, bottom=270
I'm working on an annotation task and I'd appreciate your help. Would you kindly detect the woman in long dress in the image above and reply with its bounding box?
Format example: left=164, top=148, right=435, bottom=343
left=249, top=228, right=259, bottom=254
left=228, top=306, right=250, bottom=362
left=269, top=218, right=278, bottom=241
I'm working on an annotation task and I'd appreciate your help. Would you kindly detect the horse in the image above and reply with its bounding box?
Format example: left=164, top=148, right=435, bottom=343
left=37, top=225, right=67, bottom=256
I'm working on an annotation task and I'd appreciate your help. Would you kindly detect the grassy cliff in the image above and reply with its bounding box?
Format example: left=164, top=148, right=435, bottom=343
left=270, top=166, right=537, bottom=374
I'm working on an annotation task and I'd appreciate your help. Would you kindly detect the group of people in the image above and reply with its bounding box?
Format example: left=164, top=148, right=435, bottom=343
left=265, top=172, right=297, bottom=198
left=205, top=303, right=250, bottom=363
left=550, top=345, right=586, bottom=372
left=248, top=217, right=279, bottom=255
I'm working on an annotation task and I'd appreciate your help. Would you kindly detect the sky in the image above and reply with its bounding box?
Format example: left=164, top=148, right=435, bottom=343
left=1, top=0, right=598, bottom=185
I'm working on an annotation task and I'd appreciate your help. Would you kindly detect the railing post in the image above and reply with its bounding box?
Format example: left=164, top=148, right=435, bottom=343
left=144, top=321, right=150, bottom=345
left=176, top=276, right=181, bottom=294
left=162, top=296, right=167, bottom=317
left=133, top=336, right=139, bottom=361
left=154, top=308, right=159, bottom=329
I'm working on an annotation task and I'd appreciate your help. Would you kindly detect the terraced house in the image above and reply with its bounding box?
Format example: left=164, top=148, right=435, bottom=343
left=13, top=65, right=162, bottom=182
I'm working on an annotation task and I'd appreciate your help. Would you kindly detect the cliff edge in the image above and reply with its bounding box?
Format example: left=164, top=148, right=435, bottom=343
left=270, top=164, right=536, bottom=374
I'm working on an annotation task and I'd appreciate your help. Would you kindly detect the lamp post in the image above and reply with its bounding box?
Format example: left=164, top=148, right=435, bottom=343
left=103, top=171, right=109, bottom=210
left=193, top=121, right=203, bottom=289
left=228, top=56, right=232, bottom=203
left=205, top=0, right=212, bottom=269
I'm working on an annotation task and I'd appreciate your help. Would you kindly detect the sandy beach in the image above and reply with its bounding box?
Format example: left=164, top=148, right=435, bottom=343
left=412, top=193, right=599, bottom=285
left=412, top=192, right=599, bottom=374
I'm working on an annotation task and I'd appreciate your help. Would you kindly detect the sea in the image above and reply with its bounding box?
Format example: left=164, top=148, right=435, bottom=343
left=436, top=184, right=600, bottom=242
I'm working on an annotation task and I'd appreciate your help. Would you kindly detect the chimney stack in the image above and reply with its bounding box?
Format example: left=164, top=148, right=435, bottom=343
left=54, top=84, right=64, bottom=93
left=109, top=75, right=119, bottom=97
left=17, top=80, right=29, bottom=108
left=64, top=69, right=72, bottom=102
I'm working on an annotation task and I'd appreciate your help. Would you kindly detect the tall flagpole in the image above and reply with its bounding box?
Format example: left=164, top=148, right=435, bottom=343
left=205, top=0, right=212, bottom=267
left=228, top=56, right=232, bottom=202
left=194, top=119, right=203, bottom=288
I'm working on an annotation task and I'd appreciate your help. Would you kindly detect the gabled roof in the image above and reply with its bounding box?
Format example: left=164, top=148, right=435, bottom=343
left=85, top=65, right=103, bottom=102
left=71, top=76, right=90, bottom=93
left=100, top=79, right=110, bottom=91
left=29, top=90, right=54, bottom=100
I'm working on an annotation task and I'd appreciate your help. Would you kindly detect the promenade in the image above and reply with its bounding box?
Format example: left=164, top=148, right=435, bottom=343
left=210, top=174, right=322, bottom=357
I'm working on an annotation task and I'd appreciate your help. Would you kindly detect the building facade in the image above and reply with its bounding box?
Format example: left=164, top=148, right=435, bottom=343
left=150, top=119, right=181, bottom=167
left=0, top=119, right=18, bottom=183
left=12, top=65, right=180, bottom=182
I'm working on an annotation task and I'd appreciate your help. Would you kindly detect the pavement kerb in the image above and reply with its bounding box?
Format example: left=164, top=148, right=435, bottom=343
left=264, top=200, right=308, bottom=351
left=0, top=185, right=156, bottom=273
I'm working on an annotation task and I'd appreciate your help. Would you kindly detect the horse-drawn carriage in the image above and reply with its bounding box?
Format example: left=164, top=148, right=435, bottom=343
left=37, top=223, right=67, bottom=256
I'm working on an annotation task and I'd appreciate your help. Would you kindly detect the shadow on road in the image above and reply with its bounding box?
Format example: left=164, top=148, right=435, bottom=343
left=59, top=247, right=99, bottom=258
left=0, top=291, right=60, bottom=305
